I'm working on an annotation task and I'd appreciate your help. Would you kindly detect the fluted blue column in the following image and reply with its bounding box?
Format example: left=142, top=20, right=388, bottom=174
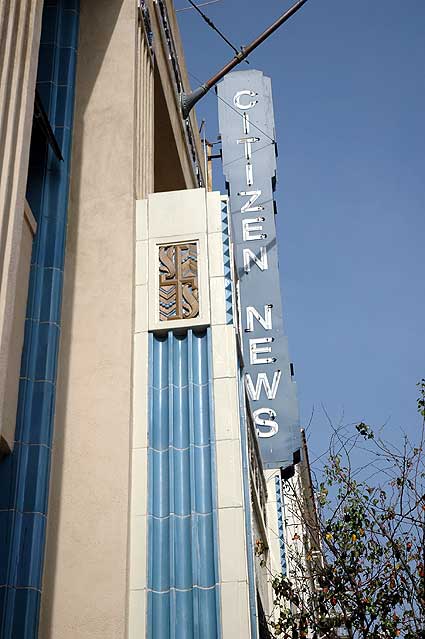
left=148, top=329, right=221, bottom=639
left=0, top=2, right=79, bottom=636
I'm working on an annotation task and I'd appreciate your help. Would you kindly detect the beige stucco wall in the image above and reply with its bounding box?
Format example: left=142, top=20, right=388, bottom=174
left=39, top=1, right=137, bottom=637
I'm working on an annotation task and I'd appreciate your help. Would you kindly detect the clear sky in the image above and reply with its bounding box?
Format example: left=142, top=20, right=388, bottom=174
left=177, top=0, right=425, bottom=460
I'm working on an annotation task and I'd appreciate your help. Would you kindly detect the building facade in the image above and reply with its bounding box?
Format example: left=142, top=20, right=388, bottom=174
left=0, top=1, right=306, bottom=638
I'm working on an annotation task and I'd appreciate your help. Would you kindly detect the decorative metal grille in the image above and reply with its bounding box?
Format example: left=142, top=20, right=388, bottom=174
left=159, top=243, right=199, bottom=321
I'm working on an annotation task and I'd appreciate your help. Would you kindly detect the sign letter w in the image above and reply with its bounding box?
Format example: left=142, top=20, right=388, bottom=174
left=245, top=371, right=282, bottom=401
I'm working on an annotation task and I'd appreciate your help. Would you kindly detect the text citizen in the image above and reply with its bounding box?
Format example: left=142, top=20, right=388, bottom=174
left=233, top=89, right=281, bottom=438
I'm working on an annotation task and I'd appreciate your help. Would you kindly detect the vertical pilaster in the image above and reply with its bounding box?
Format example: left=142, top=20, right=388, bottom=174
left=136, top=9, right=154, bottom=198
left=0, top=0, right=43, bottom=453
left=0, top=2, right=81, bottom=637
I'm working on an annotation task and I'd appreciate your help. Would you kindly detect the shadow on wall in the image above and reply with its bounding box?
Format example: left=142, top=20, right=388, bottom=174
left=154, top=64, right=186, bottom=192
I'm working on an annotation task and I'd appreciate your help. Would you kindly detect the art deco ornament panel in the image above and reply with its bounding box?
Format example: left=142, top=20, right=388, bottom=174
left=159, top=242, right=199, bottom=321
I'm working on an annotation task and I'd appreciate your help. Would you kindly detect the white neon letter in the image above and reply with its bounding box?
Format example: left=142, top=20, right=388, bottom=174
left=246, top=371, right=282, bottom=401
left=246, top=163, right=253, bottom=187
left=233, top=90, right=258, bottom=110
left=237, top=136, right=260, bottom=161
left=246, top=305, right=272, bottom=332
left=238, top=190, right=263, bottom=213
left=254, top=407, right=278, bottom=438
left=243, top=247, right=268, bottom=273
left=242, top=218, right=266, bottom=242
left=249, top=337, right=275, bottom=365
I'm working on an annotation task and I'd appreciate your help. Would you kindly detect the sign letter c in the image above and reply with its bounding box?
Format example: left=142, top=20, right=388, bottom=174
left=233, top=90, right=258, bottom=110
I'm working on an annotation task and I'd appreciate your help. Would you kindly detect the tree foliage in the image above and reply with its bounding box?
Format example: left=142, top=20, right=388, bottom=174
left=269, top=380, right=425, bottom=639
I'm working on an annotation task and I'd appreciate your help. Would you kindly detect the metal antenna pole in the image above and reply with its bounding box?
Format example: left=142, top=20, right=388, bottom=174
left=181, top=0, right=311, bottom=119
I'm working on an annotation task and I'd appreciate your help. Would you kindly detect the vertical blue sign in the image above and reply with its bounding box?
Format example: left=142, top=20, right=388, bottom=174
left=218, top=70, right=300, bottom=470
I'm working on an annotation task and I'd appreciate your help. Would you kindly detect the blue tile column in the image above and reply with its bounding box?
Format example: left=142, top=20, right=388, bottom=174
left=0, top=2, right=79, bottom=637
left=147, top=330, right=222, bottom=639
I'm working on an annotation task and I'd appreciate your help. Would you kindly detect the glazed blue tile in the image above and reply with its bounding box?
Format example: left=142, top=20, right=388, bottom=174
left=57, top=125, right=73, bottom=164
left=148, top=330, right=220, bottom=638
left=6, top=444, right=26, bottom=511
left=193, top=446, right=212, bottom=513
left=0, top=452, right=15, bottom=510
left=60, top=10, right=79, bottom=48
left=33, top=216, right=65, bottom=269
left=14, top=380, right=33, bottom=440
left=0, top=587, right=15, bottom=637
left=197, top=587, right=219, bottom=639
left=15, top=513, right=46, bottom=589
left=45, top=152, right=63, bottom=182
left=172, top=385, right=190, bottom=449
left=152, top=335, right=169, bottom=390
left=194, top=514, right=216, bottom=588
left=147, top=449, right=154, bottom=514
left=191, top=333, right=208, bottom=386
left=26, top=267, right=62, bottom=323
left=172, top=334, right=188, bottom=387
left=21, top=445, right=50, bottom=515
left=149, top=591, right=170, bottom=639
left=174, top=589, right=194, bottom=638
left=10, top=451, right=28, bottom=513
left=172, top=517, right=192, bottom=590
left=55, top=85, right=75, bottom=129
left=15, top=378, right=47, bottom=444
left=37, top=44, right=55, bottom=83
left=151, top=388, right=169, bottom=451
left=40, top=6, right=58, bottom=44
left=46, top=164, right=68, bottom=214
left=33, top=323, right=60, bottom=381
left=63, top=0, right=80, bottom=11
left=36, top=82, right=53, bottom=115
left=40, top=268, right=63, bottom=323
left=11, top=589, right=40, bottom=639
left=8, top=446, right=25, bottom=511
left=8, top=511, right=25, bottom=586
left=25, top=266, right=40, bottom=320
left=151, top=450, right=169, bottom=519
left=150, top=517, right=170, bottom=592
left=57, top=46, right=77, bottom=86
left=0, top=511, right=13, bottom=583
left=172, top=449, right=190, bottom=516
left=44, top=156, right=63, bottom=204
left=52, top=125, right=66, bottom=150
left=192, top=383, right=210, bottom=446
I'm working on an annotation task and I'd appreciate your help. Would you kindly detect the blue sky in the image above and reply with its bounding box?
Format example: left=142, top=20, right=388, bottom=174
left=177, top=0, right=425, bottom=459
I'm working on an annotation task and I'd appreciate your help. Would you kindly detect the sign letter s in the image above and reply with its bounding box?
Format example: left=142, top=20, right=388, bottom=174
left=254, top=407, right=278, bottom=438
